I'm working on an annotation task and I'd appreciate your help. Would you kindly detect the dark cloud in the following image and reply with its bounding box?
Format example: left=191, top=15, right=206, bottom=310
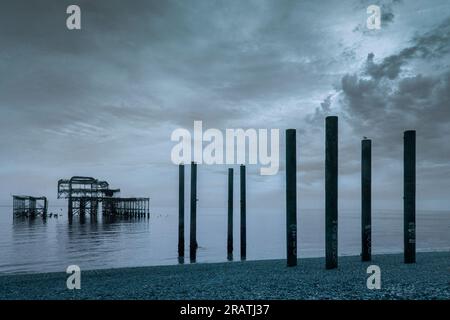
left=340, top=17, right=450, bottom=149
left=308, top=12, right=450, bottom=209
left=364, top=18, right=450, bottom=80
left=314, top=15, right=450, bottom=134
left=380, top=0, right=401, bottom=24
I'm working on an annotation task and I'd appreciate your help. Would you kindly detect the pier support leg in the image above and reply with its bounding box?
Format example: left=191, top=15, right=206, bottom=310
left=43, top=198, right=48, bottom=216
left=178, top=164, right=185, bottom=258
left=80, top=198, right=86, bottom=216
left=240, top=164, right=246, bottom=261
left=361, top=139, right=372, bottom=261
left=404, top=130, right=416, bottom=264
left=68, top=197, right=73, bottom=216
left=286, top=129, right=297, bottom=267
left=29, top=199, right=36, bottom=217
left=190, top=162, right=197, bottom=263
left=325, top=116, right=338, bottom=269
left=227, top=168, right=234, bottom=261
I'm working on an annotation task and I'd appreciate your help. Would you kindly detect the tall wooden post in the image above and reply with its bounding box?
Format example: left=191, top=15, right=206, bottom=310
left=286, top=129, right=297, bottom=267
left=240, top=164, right=246, bottom=261
left=190, top=162, right=197, bottom=262
left=361, top=139, right=372, bottom=261
left=325, top=116, right=338, bottom=269
left=227, top=168, right=234, bottom=261
left=404, top=130, right=416, bottom=263
left=178, top=164, right=185, bottom=258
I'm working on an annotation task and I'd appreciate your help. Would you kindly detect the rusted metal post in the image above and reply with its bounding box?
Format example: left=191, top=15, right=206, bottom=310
left=43, top=197, right=48, bottom=216
left=80, top=198, right=86, bottom=216
left=240, top=164, right=246, bottom=261
left=361, top=139, right=372, bottom=261
left=404, top=130, right=416, bottom=263
left=29, top=198, right=36, bottom=217
left=190, top=162, right=197, bottom=262
left=286, top=129, right=297, bottom=267
left=178, top=164, right=185, bottom=258
left=227, top=168, right=234, bottom=261
left=68, top=198, right=73, bottom=217
left=325, top=116, right=338, bottom=269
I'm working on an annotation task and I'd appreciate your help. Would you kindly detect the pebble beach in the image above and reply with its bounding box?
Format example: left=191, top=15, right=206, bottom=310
left=0, top=251, right=448, bottom=300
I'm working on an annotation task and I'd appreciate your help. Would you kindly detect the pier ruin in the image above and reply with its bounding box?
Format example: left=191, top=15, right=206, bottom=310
left=12, top=195, right=48, bottom=217
left=57, top=176, right=149, bottom=217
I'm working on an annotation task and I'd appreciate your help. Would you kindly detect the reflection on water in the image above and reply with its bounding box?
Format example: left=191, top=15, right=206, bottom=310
left=0, top=207, right=449, bottom=274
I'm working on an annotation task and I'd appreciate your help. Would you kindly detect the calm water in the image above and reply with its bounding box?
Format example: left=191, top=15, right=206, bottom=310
left=0, top=206, right=449, bottom=274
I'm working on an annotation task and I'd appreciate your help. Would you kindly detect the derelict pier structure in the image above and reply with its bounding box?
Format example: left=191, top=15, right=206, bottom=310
left=57, top=176, right=149, bottom=218
left=12, top=195, right=48, bottom=217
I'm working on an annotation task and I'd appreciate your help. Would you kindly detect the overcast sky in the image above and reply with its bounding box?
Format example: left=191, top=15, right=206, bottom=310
left=0, top=0, right=449, bottom=211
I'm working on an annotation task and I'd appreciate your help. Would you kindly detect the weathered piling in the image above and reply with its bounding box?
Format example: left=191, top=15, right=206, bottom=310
left=68, top=196, right=73, bottom=217
left=325, top=116, right=338, bottom=269
left=29, top=198, right=36, bottom=216
left=91, top=199, right=98, bottom=216
left=240, top=164, right=246, bottom=261
left=79, top=198, right=86, bottom=215
left=102, top=198, right=149, bottom=217
left=190, top=162, right=198, bottom=262
left=361, top=139, right=372, bottom=261
left=227, top=168, right=234, bottom=261
left=286, top=129, right=297, bottom=267
left=404, top=130, right=416, bottom=263
left=178, top=164, right=185, bottom=258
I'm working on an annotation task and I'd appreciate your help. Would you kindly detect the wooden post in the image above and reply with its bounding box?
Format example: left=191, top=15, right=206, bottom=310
left=325, top=116, right=338, bottom=269
left=190, top=162, right=197, bottom=262
left=361, top=139, right=372, bottom=261
left=286, top=129, right=297, bottom=267
left=240, top=164, right=246, bottom=261
left=178, top=164, right=185, bottom=258
left=227, top=168, right=234, bottom=261
left=404, top=130, right=416, bottom=263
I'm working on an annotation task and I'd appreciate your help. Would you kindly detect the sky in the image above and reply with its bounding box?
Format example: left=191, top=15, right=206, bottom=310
left=0, top=0, right=449, bottom=210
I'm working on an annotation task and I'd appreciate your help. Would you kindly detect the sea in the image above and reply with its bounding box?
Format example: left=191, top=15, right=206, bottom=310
left=0, top=206, right=448, bottom=274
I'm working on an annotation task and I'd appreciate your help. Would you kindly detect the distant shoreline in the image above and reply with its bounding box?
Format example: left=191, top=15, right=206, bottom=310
left=0, top=251, right=448, bottom=300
